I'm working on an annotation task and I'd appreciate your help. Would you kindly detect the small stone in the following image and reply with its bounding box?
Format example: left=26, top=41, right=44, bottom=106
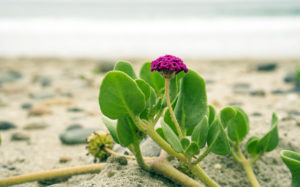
left=107, top=156, right=128, bottom=166
left=141, top=138, right=161, bottom=157
left=0, top=121, right=17, bottom=130
left=214, top=164, right=222, bottom=170
left=59, top=157, right=72, bottom=163
left=256, top=63, right=277, bottom=71
left=40, top=77, right=51, bottom=87
left=233, top=83, right=250, bottom=89
left=284, top=72, right=296, bottom=83
left=59, top=128, right=99, bottom=145
left=113, top=144, right=131, bottom=155
left=252, top=112, right=262, bottom=116
left=67, top=107, right=84, bottom=112
left=23, top=122, right=48, bottom=130
left=288, top=110, right=300, bottom=116
left=28, top=106, right=52, bottom=116
left=11, top=132, right=30, bottom=141
left=0, top=70, right=22, bottom=84
left=94, top=61, right=115, bottom=73
left=29, top=93, right=55, bottom=100
left=38, top=176, right=70, bottom=185
left=21, top=103, right=32, bottom=110
left=228, top=101, right=243, bottom=106
left=66, top=124, right=83, bottom=131
left=205, top=79, right=215, bottom=84
left=107, top=170, right=116, bottom=177
left=250, top=90, right=266, bottom=97
left=271, top=89, right=285, bottom=95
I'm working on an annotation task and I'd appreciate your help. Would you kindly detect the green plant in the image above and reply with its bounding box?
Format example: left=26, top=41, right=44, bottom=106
left=98, top=55, right=279, bottom=187
left=218, top=107, right=279, bottom=187
left=281, top=150, right=300, bottom=187
left=0, top=56, right=281, bottom=187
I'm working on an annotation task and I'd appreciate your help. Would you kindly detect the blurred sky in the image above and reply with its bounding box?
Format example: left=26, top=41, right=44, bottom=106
left=0, top=0, right=300, bottom=58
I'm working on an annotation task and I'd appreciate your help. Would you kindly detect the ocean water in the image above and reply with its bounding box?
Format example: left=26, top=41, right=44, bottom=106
left=0, top=0, right=300, bottom=58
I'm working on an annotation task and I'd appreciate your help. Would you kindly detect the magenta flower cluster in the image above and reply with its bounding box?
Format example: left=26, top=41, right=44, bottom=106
left=151, top=55, right=188, bottom=76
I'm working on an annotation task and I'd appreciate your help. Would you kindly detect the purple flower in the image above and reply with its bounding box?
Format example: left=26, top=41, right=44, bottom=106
left=151, top=55, right=188, bottom=78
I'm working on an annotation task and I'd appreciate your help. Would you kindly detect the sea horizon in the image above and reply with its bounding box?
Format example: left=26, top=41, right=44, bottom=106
left=0, top=0, right=300, bottom=58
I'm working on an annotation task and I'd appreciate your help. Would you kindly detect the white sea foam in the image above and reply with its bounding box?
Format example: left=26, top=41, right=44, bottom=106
left=1, top=17, right=300, bottom=58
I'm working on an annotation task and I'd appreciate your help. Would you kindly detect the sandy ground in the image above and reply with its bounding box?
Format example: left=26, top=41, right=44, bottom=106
left=0, top=58, right=300, bottom=187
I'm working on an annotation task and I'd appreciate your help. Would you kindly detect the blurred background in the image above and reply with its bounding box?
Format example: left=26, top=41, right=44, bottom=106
left=0, top=0, right=300, bottom=59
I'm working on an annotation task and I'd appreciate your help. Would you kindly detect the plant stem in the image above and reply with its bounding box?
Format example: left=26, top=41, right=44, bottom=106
left=104, top=147, right=155, bottom=161
left=149, top=153, right=204, bottom=187
left=165, top=78, right=183, bottom=139
left=141, top=123, right=186, bottom=161
left=241, top=160, right=261, bottom=187
left=0, top=164, right=105, bottom=187
left=190, top=164, right=220, bottom=187
left=132, top=140, right=150, bottom=171
left=153, top=108, right=164, bottom=126
left=231, top=144, right=260, bottom=187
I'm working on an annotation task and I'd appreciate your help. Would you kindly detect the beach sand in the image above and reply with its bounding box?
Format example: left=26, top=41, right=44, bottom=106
left=0, top=57, right=299, bottom=186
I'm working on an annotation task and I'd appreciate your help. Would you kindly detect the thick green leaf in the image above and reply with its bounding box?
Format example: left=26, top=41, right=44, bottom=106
left=280, top=150, right=300, bottom=187
left=136, top=79, right=150, bottom=101
left=258, top=113, right=279, bottom=152
left=246, top=136, right=260, bottom=155
left=181, top=138, right=190, bottom=150
left=207, top=119, right=231, bottom=155
left=139, top=62, right=165, bottom=95
left=208, top=105, right=216, bottom=125
left=174, top=70, right=208, bottom=135
left=185, top=142, right=200, bottom=156
left=220, top=107, right=236, bottom=128
left=102, top=117, right=119, bottom=144
left=161, top=120, right=183, bottom=153
left=191, top=117, right=209, bottom=148
left=227, top=107, right=249, bottom=142
left=156, top=128, right=167, bottom=142
left=114, top=61, right=137, bottom=79
left=99, top=71, right=146, bottom=119
left=116, top=117, right=136, bottom=147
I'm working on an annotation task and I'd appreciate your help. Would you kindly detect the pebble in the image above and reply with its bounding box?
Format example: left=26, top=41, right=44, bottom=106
left=66, top=124, right=83, bottom=131
left=59, top=128, right=99, bottom=145
left=214, top=164, right=222, bottom=170
left=252, top=112, right=262, bottom=116
left=29, top=93, right=55, bottom=100
left=141, top=138, right=161, bottom=157
left=11, top=132, right=30, bottom=141
left=0, top=121, right=17, bottom=130
left=0, top=70, right=22, bottom=84
left=205, top=79, right=215, bottom=84
left=256, top=63, right=277, bottom=71
left=107, top=156, right=128, bottom=165
left=21, top=103, right=33, bottom=110
left=271, top=89, right=285, bottom=95
left=287, top=110, right=300, bottom=116
left=94, top=61, right=115, bottom=73
left=38, top=176, right=70, bottom=185
left=28, top=106, right=52, bottom=116
left=113, top=144, right=131, bottom=156
left=233, top=83, right=250, bottom=95
left=59, top=157, right=72, bottom=163
left=67, top=107, right=84, bottom=112
left=233, top=83, right=250, bottom=89
left=40, top=77, right=52, bottom=87
left=107, top=170, right=116, bottom=178
left=23, top=122, right=48, bottom=130
left=228, top=101, right=243, bottom=106
left=284, top=72, right=296, bottom=83
left=250, top=90, right=266, bottom=97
